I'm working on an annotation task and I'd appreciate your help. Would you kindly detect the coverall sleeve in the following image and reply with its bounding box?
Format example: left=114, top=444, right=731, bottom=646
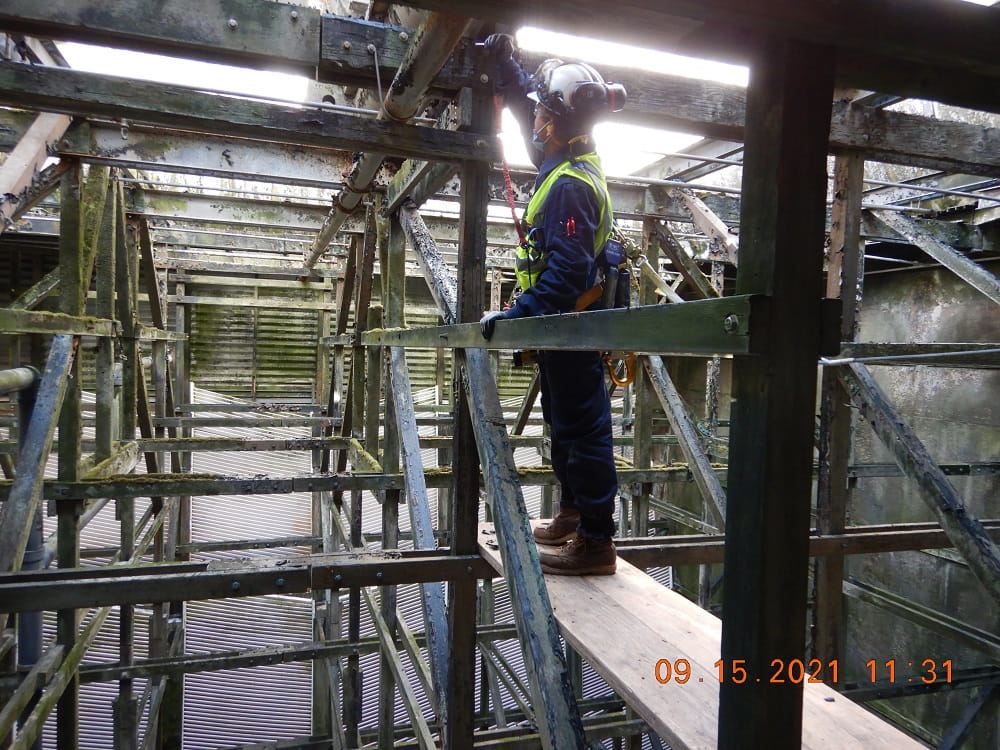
left=493, top=57, right=541, bottom=168
left=508, top=178, right=602, bottom=318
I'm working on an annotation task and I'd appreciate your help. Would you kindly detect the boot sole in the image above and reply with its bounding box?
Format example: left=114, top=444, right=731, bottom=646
left=533, top=531, right=577, bottom=546
left=540, top=562, right=616, bottom=576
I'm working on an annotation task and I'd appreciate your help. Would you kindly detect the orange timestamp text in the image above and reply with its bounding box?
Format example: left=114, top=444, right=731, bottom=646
left=653, top=658, right=953, bottom=685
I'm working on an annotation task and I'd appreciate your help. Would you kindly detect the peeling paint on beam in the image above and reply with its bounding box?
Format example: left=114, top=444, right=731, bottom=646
left=130, top=188, right=364, bottom=233
left=59, top=123, right=356, bottom=189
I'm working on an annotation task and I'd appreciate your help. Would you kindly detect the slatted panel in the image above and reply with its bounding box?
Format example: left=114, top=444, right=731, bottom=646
left=191, top=302, right=255, bottom=396
left=255, top=295, right=319, bottom=401
left=183, top=596, right=313, bottom=749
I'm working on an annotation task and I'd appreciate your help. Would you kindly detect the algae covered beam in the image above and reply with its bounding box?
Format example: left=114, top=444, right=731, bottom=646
left=363, top=296, right=763, bottom=355
left=0, top=309, right=118, bottom=337
left=0, top=0, right=322, bottom=75
left=0, top=61, right=496, bottom=164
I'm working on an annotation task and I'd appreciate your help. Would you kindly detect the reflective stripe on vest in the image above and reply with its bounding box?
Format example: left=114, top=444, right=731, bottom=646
left=516, top=153, right=613, bottom=291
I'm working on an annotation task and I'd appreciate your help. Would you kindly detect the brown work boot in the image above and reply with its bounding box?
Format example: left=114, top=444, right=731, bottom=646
left=538, top=536, right=616, bottom=576
left=533, top=508, right=580, bottom=546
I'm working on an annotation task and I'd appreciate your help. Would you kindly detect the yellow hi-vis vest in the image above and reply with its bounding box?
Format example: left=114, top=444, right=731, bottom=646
left=515, top=153, right=613, bottom=291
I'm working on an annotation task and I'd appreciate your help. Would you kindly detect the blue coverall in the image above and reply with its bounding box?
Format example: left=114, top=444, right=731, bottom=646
left=498, top=65, right=619, bottom=540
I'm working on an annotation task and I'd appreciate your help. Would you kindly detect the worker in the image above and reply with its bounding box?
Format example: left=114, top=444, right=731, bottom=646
left=479, top=34, right=626, bottom=575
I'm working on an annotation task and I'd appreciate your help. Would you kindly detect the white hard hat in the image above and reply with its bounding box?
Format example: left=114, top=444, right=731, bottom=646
left=530, top=59, right=627, bottom=120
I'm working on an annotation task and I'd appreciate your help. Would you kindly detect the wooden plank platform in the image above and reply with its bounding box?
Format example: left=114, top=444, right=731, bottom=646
left=478, top=523, right=924, bottom=750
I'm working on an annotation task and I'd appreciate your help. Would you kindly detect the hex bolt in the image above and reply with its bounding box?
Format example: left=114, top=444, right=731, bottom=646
left=228, top=18, right=239, bottom=30
left=290, top=10, right=299, bottom=21
left=480, top=73, right=490, bottom=85
left=723, top=314, right=740, bottom=333
left=342, top=40, right=352, bottom=51
left=276, top=578, right=285, bottom=587
left=367, top=44, right=376, bottom=54
left=231, top=581, right=241, bottom=591
left=399, top=31, right=409, bottom=42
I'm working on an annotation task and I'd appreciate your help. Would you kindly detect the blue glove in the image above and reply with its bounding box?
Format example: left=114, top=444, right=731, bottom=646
left=483, top=33, right=515, bottom=63
left=480, top=310, right=508, bottom=340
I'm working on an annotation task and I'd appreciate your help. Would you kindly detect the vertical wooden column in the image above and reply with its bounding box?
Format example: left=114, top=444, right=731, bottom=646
left=378, top=210, right=405, bottom=749
left=55, top=161, right=84, bottom=750
left=115, top=186, right=141, bottom=748
left=718, top=39, right=835, bottom=750
left=444, top=89, right=491, bottom=750
left=630, top=222, right=659, bottom=537
left=814, top=152, right=865, bottom=673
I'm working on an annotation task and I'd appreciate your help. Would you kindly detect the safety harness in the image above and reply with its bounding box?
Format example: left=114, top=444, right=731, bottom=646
left=513, top=147, right=638, bottom=386
left=516, top=150, right=614, bottom=296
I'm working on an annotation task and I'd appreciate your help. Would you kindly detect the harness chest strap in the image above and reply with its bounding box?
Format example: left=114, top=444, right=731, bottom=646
left=518, top=153, right=614, bottom=296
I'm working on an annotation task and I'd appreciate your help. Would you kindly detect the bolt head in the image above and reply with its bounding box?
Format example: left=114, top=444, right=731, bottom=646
left=480, top=73, right=490, bottom=84
left=276, top=577, right=285, bottom=587
left=231, top=581, right=241, bottom=591
left=722, top=314, right=740, bottom=333
left=334, top=574, right=343, bottom=584
left=342, top=40, right=352, bottom=51
left=290, top=10, right=299, bottom=20
left=228, top=18, right=238, bottom=29
left=375, top=570, right=384, bottom=581
left=399, top=31, right=409, bottom=42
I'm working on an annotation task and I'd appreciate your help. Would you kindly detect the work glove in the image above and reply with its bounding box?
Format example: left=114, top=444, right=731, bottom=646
left=480, top=310, right=508, bottom=340
left=483, top=33, right=515, bottom=64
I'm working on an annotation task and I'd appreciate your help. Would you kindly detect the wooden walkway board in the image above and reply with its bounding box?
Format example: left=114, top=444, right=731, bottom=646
left=478, top=524, right=924, bottom=750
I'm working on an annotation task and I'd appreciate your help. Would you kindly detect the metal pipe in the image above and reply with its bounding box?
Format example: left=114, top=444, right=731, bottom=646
left=15, top=377, right=44, bottom=750
left=304, top=13, right=472, bottom=270
left=0, top=367, right=39, bottom=396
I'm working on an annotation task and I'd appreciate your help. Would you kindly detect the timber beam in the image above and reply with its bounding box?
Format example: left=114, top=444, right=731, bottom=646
left=0, top=0, right=323, bottom=76
left=0, top=466, right=697, bottom=501
left=869, top=209, right=1000, bottom=305
left=0, top=60, right=500, bottom=163
left=841, top=666, right=1000, bottom=702
left=0, top=552, right=494, bottom=613
left=844, top=579, right=1000, bottom=662
left=642, top=356, right=727, bottom=529
left=68, top=625, right=519, bottom=685
left=2, top=520, right=998, bottom=612
left=0, top=111, right=70, bottom=232
left=400, top=197, right=586, bottom=745
left=0, top=309, right=118, bottom=337
left=362, top=296, right=764, bottom=355
left=838, top=363, right=1000, bottom=606
left=396, top=0, right=1000, bottom=94
left=58, top=122, right=357, bottom=190
left=614, top=520, right=1000, bottom=569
